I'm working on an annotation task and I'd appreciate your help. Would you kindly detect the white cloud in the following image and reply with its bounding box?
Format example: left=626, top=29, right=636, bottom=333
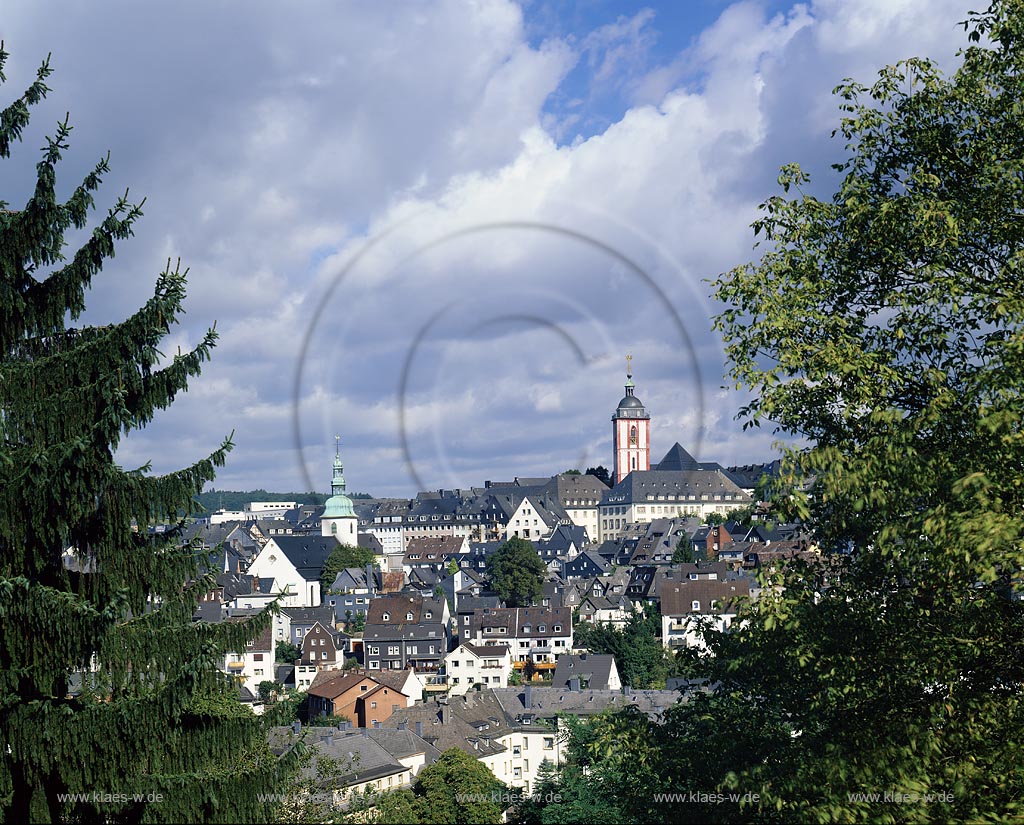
left=1, top=0, right=977, bottom=495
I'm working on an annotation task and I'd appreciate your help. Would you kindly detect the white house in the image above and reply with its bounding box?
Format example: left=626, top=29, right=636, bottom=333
left=246, top=536, right=337, bottom=607
left=660, top=579, right=750, bottom=650
left=223, top=621, right=276, bottom=694
left=444, top=643, right=512, bottom=695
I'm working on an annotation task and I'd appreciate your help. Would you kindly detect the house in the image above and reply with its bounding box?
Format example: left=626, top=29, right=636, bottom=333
left=325, top=565, right=379, bottom=624
left=452, top=595, right=502, bottom=644
left=470, top=607, right=572, bottom=667
left=247, top=535, right=338, bottom=607
left=269, top=724, right=440, bottom=800
left=576, top=593, right=635, bottom=627
left=363, top=594, right=449, bottom=673
left=300, top=621, right=354, bottom=670
left=383, top=693, right=524, bottom=789
left=660, top=579, right=750, bottom=650
left=276, top=604, right=336, bottom=645
left=223, top=621, right=276, bottom=694
left=444, top=643, right=512, bottom=695
left=307, top=670, right=411, bottom=727
left=550, top=653, right=621, bottom=691
left=561, top=550, right=612, bottom=579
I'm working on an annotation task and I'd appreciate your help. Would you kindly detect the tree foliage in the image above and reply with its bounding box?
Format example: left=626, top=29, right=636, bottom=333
left=701, top=2, right=1024, bottom=819
left=485, top=537, right=546, bottom=608
left=408, top=748, right=507, bottom=824
left=321, top=543, right=376, bottom=592
left=573, top=608, right=672, bottom=689
left=0, top=50, right=293, bottom=822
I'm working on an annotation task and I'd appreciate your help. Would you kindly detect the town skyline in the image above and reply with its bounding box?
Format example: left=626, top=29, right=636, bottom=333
left=2, top=0, right=976, bottom=496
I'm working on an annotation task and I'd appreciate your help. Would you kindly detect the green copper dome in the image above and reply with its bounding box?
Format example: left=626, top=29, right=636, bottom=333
left=324, top=437, right=356, bottom=519
left=323, top=492, right=356, bottom=519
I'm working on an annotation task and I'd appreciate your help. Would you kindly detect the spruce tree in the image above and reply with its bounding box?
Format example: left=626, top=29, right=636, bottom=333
left=0, top=49, right=294, bottom=823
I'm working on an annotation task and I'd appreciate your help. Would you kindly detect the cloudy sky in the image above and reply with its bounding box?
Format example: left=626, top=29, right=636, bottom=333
left=4, top=0, right=975, bottom=497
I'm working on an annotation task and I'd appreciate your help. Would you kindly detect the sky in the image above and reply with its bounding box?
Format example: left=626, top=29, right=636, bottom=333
left=3, top=0, right=976, bottom=498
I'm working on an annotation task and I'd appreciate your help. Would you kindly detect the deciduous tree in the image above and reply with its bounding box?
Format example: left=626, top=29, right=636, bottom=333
left=485, top=537, right=546, bottom=608
left=705, top=2, right=1024, bottom=819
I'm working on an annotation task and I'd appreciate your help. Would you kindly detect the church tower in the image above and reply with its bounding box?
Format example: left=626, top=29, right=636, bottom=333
left=321, top=436, right=358, bottom=544
left=612, top=355, right=651, bottom=484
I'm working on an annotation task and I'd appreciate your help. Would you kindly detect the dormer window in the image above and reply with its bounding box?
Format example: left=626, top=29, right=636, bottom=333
left=554, top=625, right=561, bottom=632
left=691, top=600, right=701, bottom=611
left=406, top=612, right=413, bottom=621
left=382, top=612, right=390, bottom=621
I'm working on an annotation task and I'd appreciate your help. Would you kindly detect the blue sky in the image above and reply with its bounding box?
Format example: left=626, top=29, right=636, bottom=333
left=2, top=0, right=976, bottom=497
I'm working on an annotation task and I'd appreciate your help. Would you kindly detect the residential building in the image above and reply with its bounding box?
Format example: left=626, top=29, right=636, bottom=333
left=470, top=607, right=572, bottom=667
left=444, top=643, right=512, bottom=695
left=660, top=579, right=751, bottom=650
left=363, top=594, right=449, bottom=673
left=550, top=653, right=621, bottom=691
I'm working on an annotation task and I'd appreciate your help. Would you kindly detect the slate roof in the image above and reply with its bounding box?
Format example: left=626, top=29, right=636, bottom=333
left=551, top=653, right=618, bottom=690
left=601, top=469, right=752, bottom=506
left=654, top=443, right=703, bottom=472
left=275, top=664, right=295, bottom=687
left=266, top=536, right=338, bottom=581
left=281, top=605, right=335, bottom=626
left=269, top=726, right=440, bottom=787
left=660, top=579, right=751, bottom=616
left=382, top=693, right=512, bottom=757
left=492, top=687, right=680, bottom=720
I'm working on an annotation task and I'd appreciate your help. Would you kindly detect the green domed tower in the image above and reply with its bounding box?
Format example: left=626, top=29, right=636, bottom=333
left=322, top=436, right=358, bottom=543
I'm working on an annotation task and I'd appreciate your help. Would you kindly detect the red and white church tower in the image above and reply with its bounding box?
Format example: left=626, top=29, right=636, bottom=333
left=612, top=354, right=651, bottom=484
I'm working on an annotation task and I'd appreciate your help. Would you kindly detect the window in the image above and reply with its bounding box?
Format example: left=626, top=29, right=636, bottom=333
left=382, top=612, right=390, bottom=621
left=553, top=625, right=561, bottom=632
left=388, top=645, right=399, bottom=655
left=321, top=651, right=327, bottom=660
left=513, top=745, right=521, bottom=756
left=692, top=600, right=701, bottom=611
left=406, top=612, right=413, bottom=621
left=630, top=425, right=637, bottom=445
left=429, top=646, right=436, bottom=654
left=253, top=653, right=263, bottom=661
left=451, top=660, right=459, bottom=668
left=538, top=625, right=545, bottom=633
left=463, top=616, right=470, bottom=624
left=543, top=737, right=554, bottom=749
left=360, top=685, right=368, bottom=692
left=371, top=701, right=377, bottom=709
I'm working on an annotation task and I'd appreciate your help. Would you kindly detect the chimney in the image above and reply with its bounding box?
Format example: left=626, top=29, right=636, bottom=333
left=291, top=720, right=301, bottom=734
left=415, top=721, right=423, bottom=737
left=524, top=684, right=533, bottom=709
left=568, top=677, right=580, bottom=692
left=373, top=720, right=380, bottom=728
left=440, top=705, right=450, bottom=724
left=324, top=732, right=333, bottom=746
left=362, top=727, right=369, bottom=738
left=366, top=562, right=376, bottom=597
